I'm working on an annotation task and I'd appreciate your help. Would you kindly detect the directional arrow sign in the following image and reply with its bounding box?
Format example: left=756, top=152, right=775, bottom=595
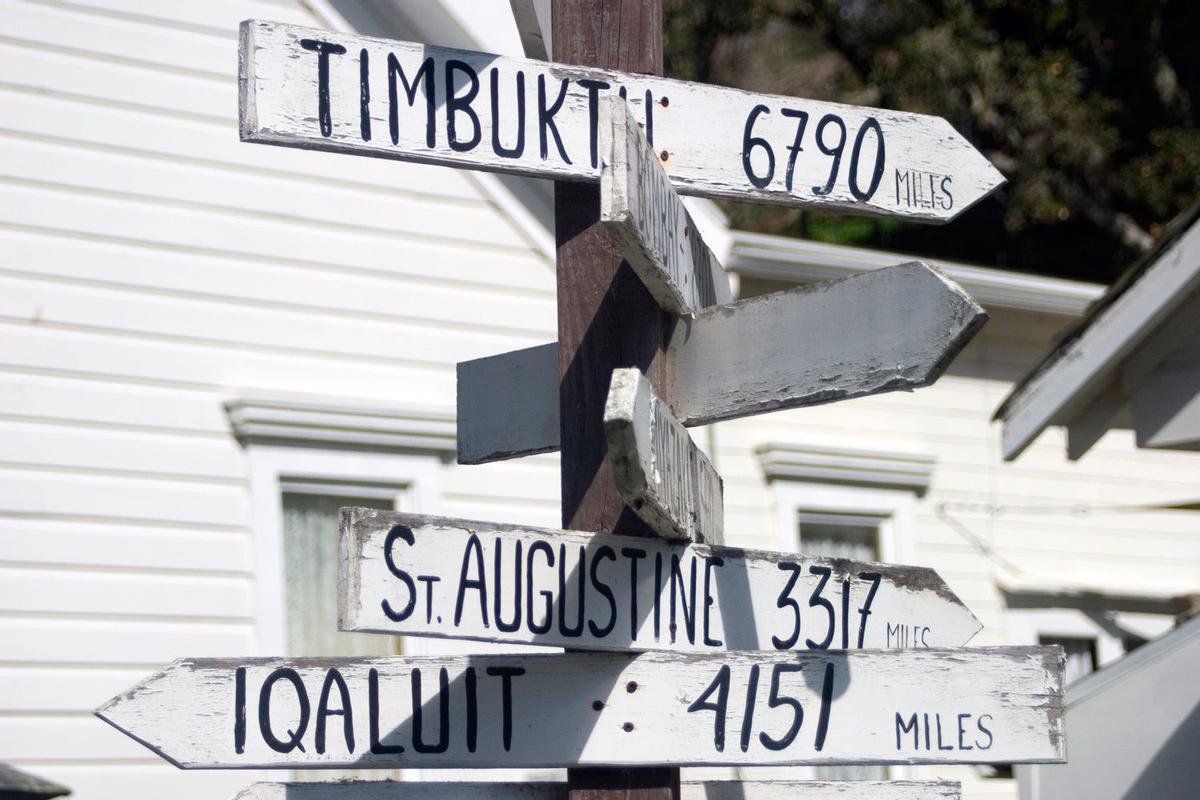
left=458, top=261, right=987, bottom=464
left=600, top=97, right=732, bottom=314
left=605, top=368, right=723, bottom=543
left=96, top=647, right=1064, bottom=768
left=239, top=21, right=1003, bottom=221
left=338, top=509, right=980, bottom=652
left=233, top=780, right=962, bottom=800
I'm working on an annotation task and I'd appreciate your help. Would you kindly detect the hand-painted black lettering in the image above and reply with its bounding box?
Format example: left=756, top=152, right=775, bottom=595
left=526, top=539, right=554, bottom=634
left=493, top=537, right=522, bottom=633
left=653, top=551, right=663, bottom=640
left=920, top=626, right=930, bottom=647
left=811, top=114, right=847, bottom=196
left=358, top=49, right=371, bottom=141
left=258, top=668, right=309, bottom=753
left=935, top=713, right=954, bottom=751
left=805, top=565, right=835, bottom=650
left=739, top=663, right=760, bottom=752
left=315, top=668, right=354, bottom=755
left=537, top=75, right=571, bottom=163
left=578, top=78, right=610, bottom=168
left=814, top=662, right=834, bottom=751
left=382, top=525, right=417, bottom=622
left=856, top=572, right=882, bottom=647
left=772, top=562, right=803, bottom=650
left=976, top=713, right=994, bottom=750
left=687, top=664, right=731, bottom=752
left=464, top=667, right=478, bottom=753
left=445, top=60, right=481, bottom=153
left=923, top=712, right=932, bottom=750
left=840, top=578, right=851, bottom=649
left=940, top=176, right=954, bottom=210
left=368, top=668, right=403, bottom=754
left=486, top=666, right=526, bottom=751
left=759, top=663, right=804, bottom=751
left=588, top=545, right=618, bottom=638
left=848, top=118, right=885, bottom=200
left=957, top=713, right=973, bottom=750
left=453, top=533, right=489, bottom=628
left=702, top=556, right=724, bottom=647
left=742, top=104, right=774, bottom=189
left=299, top=39, right=346, bottom=138
left=234, top=666, right=246, bottom=754
left=621, top=546, right=646, bottom=641
left=490, top=68, right=526, bottom=158
left=669, top=554, right=697, bottom=644
left=558, top=543, right=585, bottom=637
left=643, top=89, right=655, bottom=146
left=387, top=54, right=435, bottom=147
left=411, top=667, right=450, bottom=753
left=417, top=574, right=439, bottom=624
left=896, top=712, right=919, bottom=750
left=781, top=108, right=809, bottom=192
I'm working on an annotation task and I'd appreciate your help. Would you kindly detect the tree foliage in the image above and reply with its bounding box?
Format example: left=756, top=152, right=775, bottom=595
left=664, top=0, right=1200, bottom=283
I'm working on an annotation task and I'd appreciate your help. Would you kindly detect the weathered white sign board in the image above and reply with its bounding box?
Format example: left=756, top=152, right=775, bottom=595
left=233, top=779, right=962, bottom=800
left=338, top=509, right=980, bottom=652
left=239, top=21, right=1003, bottom=220
left=458, top=261, right=987, bottom=463
left=96, top=647, right=1063, bottom=768
left=600, top=97, right=732, bottom=314
left=605, top=368, right=723, bottom=543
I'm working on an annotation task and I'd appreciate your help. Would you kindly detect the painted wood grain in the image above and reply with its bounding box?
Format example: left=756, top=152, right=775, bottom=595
left=239, top=20, right=1003, bottom=221
left=599, top=98, right=732, bottom=314
left=338, top=509, right=980, bottom=652
left=232, top=780, right=962, bottom=800
left=604, top=368, right=724, bottom=543
left=457, top=262, right=988, bottom=463
left=96, top=646, right=1063, bottom=768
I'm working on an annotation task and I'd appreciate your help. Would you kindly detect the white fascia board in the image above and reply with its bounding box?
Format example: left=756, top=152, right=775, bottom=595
left=1000, top=219, right=1200, bottom=460
left=728, top=230, right=1103, bottom=317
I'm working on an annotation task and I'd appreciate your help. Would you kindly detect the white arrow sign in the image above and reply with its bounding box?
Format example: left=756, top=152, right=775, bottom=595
left=600, top=97, right=732, bottom=314
left=458, top=261, right=987, bottom=464
left=338, top=509, right=980, bottom=652
left=97, top=648, right=1063, bottom=769
left=239, top=21, right=1003, bottom=221
left=233, top=780, right=962, bottom=800
left=605, top=368, right=723, bottom=543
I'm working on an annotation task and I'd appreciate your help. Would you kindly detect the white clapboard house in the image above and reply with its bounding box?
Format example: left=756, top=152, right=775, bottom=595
left=1, top=1, right=1197, bottom=799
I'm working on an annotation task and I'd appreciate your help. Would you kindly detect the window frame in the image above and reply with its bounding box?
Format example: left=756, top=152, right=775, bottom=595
left=773, top=481, right=917, bottom=566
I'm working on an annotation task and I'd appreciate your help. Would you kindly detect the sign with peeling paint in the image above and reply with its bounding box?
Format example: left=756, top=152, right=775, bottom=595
left=97, top=647, right=1063, bottom=768
left=338, top=509, right=980, bottom=653
left=239, top=20, right=1003, bottom=221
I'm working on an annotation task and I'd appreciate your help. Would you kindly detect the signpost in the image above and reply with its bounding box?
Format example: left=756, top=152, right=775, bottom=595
left=457, top=261, right=988, bottom=464
left=339, top=509, right=982, bottom=652
left=233, top=780, right=963, bottom=800
left=239, top=21, right=1003, bottom=221
left=96, top=648, right=1063, bottom=768
left=604, top=368, right=724, bottom=543
left=599, top=97, right=732, bottom=314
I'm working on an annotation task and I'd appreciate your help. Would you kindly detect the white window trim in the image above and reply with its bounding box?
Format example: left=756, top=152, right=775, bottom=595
left=1003, top=606, right=1175, bottom=675
left=247, top=445, right=442, bottom=655
left=772, top=481, right=917, bottom=566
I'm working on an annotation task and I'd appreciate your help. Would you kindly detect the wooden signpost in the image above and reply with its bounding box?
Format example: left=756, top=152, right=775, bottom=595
left=234, top=780, right=964, bottom=800
left=604, top=368, right=724, bottom=543
left=96, top=6, right=1064, bottom=800
left=239, top=21, right=1003, bottom=221
left=338, top=509, right=982, bottom=652
left=599, top=97, right=732, bottom=314
left=236, top=782, right=964, bottom=800
left=96, top=648, right=1063, bottom=768
left=458, top=261, right=987, bottom=464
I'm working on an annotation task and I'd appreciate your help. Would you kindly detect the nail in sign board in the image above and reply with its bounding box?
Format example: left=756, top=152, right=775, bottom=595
left=458, top=261, right=988, bottom=464
left=599, top=97, right=732, bottom=314
left=96, top=647, right=1063, bottom=769
left=239, top=21, right=1003, bottom=221
left=605, top=368, right=723, bottom=543
left=233, top=780, right=963, bottom=800
left=338, top=509, right=980, bottom=652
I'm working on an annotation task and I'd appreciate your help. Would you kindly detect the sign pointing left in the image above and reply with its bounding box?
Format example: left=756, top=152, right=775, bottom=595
left=96, top=648, right=1064, bottom=769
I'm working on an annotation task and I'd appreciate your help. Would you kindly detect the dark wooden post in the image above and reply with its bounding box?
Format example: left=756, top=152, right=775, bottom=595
left=554, top=1, right=679, bottom=799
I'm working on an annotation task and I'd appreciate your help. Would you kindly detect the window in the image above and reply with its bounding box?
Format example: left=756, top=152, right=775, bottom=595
left=798, top=511, right=884, bottom=561
left=1039, top=635, right=1097, bottom=686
